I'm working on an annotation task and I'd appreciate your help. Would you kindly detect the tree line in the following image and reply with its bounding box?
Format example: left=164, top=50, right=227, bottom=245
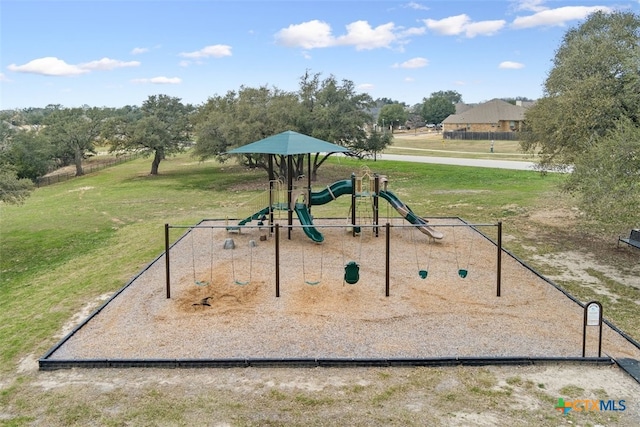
left=1, top=11, right=638, bottom=229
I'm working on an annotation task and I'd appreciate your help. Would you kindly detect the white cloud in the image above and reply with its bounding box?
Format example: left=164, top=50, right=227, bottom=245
left=512, top=6, right=612, bottom=29
left=424, top=14, right=505, bottom=37
left=358, top=83, right=374, bottom=91
left=7, top=57, right=88, bottom=76
left=0, top=73, right=10, bottom=82
left=131, top=76, right=182, bottom=84
left=80, top=58, right=140, bottom=71
left=424, top=14, right=470, bottom=36
left=276, top=19, right=401, bottom=50
left=400, top=26, right=427, bottom=37
left=404, top=77, right=415, bottom=82
left=131, top=47, right=149, bottom=55
left=275, top=20, right=335, bottom=49
left=464, top=20, right=506, bottom=37
left=514, top=0, right=549, bottom=13
left=394, top=57, right=428, bottom=69
left=499, top=61, right=525, bottom=69
left=336, top=21, right=397, bottom=50
left=179, top=44, right=232, bottom=59
left=404, top=2, right=429, bottom=11
left=7, top=56, right=140, bottom=76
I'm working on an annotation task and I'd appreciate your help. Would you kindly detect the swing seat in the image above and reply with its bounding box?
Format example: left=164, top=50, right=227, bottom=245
left=194, top=280, right=210, bottom=287
left=344, top=261, right=360, bottom=284
left=234, top=279, right=250, bottom=286
left=458, top=269, right=468, bottom=279
left=305, top=279, right=321, bottom=286
left=418, top=270, right=428, bottom=279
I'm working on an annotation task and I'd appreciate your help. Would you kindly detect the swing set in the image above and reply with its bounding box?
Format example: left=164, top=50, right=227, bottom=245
left=230, top=239, right=254, bottom=286
left=164, top=220, right=504, bottom=300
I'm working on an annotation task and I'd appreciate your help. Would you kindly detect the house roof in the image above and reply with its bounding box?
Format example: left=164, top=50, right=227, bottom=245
left=226, top=130, right=350, bottom=155
left=443, top=99, right=527, bottom=124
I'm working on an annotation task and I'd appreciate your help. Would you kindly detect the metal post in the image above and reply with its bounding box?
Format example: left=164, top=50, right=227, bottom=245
left=275, top=224, right=280, bottom=298
left=268, top=154, right=274, bottom=234
left=373, top=174, right=380, bottom=237
left=385, top=223, right=390, bottom=297
left=165, top=223, right=171, bottom=299
left=582, top=301, right=603, bottom=357
left=497, top=221, right=502, bottom=297
left=351, top=173, right=356, bottom=237
left=287, top=155, right=293, bottom=240
left=307, top=153, right=312, bottom=213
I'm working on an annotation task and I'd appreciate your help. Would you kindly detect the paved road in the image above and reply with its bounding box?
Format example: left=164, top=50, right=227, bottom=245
left=377, top=153, right=540, bottom=171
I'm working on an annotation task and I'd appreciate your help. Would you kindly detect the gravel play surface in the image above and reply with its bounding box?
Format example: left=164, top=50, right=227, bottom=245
left=44, top=218, right=640, bottom=363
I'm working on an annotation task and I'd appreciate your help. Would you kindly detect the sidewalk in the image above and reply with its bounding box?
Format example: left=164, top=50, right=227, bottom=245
left=378, top=153, right=539, bottom=171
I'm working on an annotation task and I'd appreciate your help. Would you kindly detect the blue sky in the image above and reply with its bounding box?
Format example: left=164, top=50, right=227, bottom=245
left=1, top=0, right=638, bottom=110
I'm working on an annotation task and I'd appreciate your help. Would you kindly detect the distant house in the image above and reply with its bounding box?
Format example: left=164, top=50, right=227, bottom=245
left=442, top=99, right=532, bottom=133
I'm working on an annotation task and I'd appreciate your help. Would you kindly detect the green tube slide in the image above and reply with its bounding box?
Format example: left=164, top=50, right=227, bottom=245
left=379, top=190, right=444, bottom=240
left=309, top=180, right=352, bottom=205
left=294, top=203, right=324, bottom=242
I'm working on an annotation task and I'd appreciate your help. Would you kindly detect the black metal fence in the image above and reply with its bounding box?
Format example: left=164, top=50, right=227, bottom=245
left=36, top=154, right=140, bottom=187
left=443, top=131, right=523, bottom=141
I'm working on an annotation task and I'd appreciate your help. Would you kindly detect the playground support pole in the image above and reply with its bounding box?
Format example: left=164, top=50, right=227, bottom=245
left=351, top=173, right=356, bottom=237
left=287, top=155, right=293, bottom=240
left=268, top=154, right=274, bottom=234
left=307, top=153, right=312, bottom=213
left=385, top=222, right=390, bottom=297
left=373, top=174, right=380, bottom=237
left=165, top=223, right=170, bottom=299
left=497, top=221, right=502, bottom=297
left=275, top=224, right=280, bottom=298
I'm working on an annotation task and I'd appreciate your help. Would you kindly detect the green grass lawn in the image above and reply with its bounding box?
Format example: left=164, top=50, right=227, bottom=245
left=386, top=132, right=537, bottom=161
left=1, top=151, right=638, bottom=426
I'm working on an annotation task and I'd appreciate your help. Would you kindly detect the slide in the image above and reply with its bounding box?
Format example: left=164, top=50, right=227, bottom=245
left=309, top=180, right=352, bottom=205
left=238, top=180, right=442, bottom=242
left=238, top=206, right=271, bottom=226
left=379, top=190, right=444, bottom=240
left=294, top=203, right=324, bottom=243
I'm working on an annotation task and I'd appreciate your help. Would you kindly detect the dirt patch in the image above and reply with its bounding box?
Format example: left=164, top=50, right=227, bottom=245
left=528, top=207, right=580, bottom=228
left=532, top=250, right=640, bottom=291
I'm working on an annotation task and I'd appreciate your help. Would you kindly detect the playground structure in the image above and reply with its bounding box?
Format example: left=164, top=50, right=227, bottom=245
left=233, top=166, right=444, bottom=243
left=160, top=166, right=496, bottom=298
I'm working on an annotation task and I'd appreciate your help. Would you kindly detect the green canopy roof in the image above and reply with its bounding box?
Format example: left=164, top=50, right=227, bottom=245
left=226, top=130, right=350, bottom=155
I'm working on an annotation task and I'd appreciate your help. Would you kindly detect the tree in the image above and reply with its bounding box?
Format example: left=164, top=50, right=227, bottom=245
left=193, top=71, right=388, bottom=181
left=0, top=166, right=34, bottom=204
left=566, top=117, right=639, bottom=228
left=378, top=103, right=408, bottom=132
left=106, top=95, right=193, bottom=175
left=298, top=72, right=381, bottom=177
left=520, top=10, right=640, bottom=228
left=192, top=85, right=302, bottom=177
left=521, top=11, right=640, bottom=170
left=3, top=129, right=53, bottom=181
left=429, top=90, right=462, bottom=104
left=364, top=129, right=393, bottom=161
left=42, top=106, right=104, bottom=176
left=421, top=94, right=456, bottom=125
left=0, top=122, right=33, bottom=203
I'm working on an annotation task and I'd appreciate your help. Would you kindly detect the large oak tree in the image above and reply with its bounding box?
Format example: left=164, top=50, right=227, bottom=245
left=521, top=11, right=640, bottom=228
left=106, top=95, right=193, bottom=175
